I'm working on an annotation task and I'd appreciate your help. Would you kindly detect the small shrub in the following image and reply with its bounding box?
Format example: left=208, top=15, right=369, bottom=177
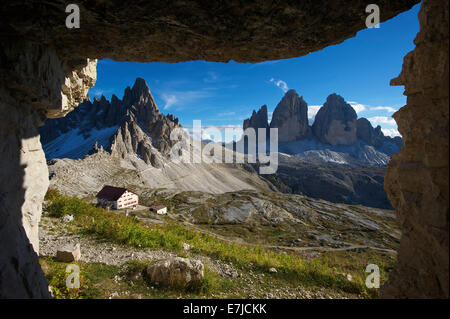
left=44, top=188, right=61, bottom=202
left=47, top=195, right=91, bottom=218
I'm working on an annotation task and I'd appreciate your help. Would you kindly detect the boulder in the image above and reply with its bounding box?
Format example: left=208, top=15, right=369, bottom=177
left=146, top=257, right=204, bottom=288
left=62, top=215, right=74, bottom=223
left=56, top=243, right=81, bottom=262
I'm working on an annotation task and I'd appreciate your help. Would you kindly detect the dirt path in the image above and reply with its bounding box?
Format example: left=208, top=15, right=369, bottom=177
left=178, top=220, right=397, bottom=255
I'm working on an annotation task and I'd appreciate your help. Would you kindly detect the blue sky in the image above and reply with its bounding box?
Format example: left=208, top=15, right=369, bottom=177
left=89, top=3, right=420, bottom=142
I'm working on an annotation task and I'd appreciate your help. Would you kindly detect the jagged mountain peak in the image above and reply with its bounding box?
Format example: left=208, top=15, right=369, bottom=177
left=243, top=104, right=269, bottom=132
left=325, top=93, right=345, bottom=103
left=312, top=93, right=357, bottom=145
left=132, top=77, right=150, bottom=92
left=111, top=93, right=120, bottom=103
left=270, top=88, right=310, bottom=142
left=39, top=78, right=182, bottom=162
left=240, top=90, right=402, bottom=165
left=284, top=89, right=297, bottom=96
left=280, top=89, right=306, bottom=105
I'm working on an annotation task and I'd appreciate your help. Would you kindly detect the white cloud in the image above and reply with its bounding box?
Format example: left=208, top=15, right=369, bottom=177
left=348, top=101, right=366, bottom=113
left=161, top=93, right=178, bottom=110
left=269, top=78, right=289, bottom=93
left=217, top=111, right=235, bottom=117
left=90, top=88, right=112, bottom=97
left=381, top=128, right=401, bottom=137
left=370, top=106, right=397, bottom=113
left=159, top=88, right=214, bottom=110
left=92, top=89, right=104, bottom=96
left=203, top=72, right=218, bottom=83
left=183, top=125, right=243, bottom=143
left=308, top=105, right=322, bottom=120
left=368, top=116, right=397, bottom=126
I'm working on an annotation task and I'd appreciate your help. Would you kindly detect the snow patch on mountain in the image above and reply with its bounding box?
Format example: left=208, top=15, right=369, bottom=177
left=43, top=126, right=118, bottom=160
left=278, top=138, right=393, bottom=166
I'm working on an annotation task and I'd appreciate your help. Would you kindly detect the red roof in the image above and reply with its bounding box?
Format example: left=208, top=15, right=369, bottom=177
left=96, top=185, right=130, bottom=201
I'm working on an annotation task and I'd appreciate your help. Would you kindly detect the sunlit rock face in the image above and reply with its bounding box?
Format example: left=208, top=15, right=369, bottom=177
left=40, top=78, right=181, bottom=166
left=382, top=0, right=449, bottom=299
left=312, top=94, right=357, bottom=146
left=270, top=90, right=311, bottom=142
left=0, top=90, right=51, bottom=298
left=0, top=42, right=96, bottom=298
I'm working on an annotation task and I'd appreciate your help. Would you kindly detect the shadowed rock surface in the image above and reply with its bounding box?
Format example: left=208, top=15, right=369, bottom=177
left=312, top=94, right=358, bottom=146
left=259, top=156, right=393, bottom=209
left=243, top=105, right=269, bottom=136
left=1, top=1, right=419, bottom=63
left=381, top=0, right=449, bottom=298
left=270, top=90, right=311, bottom=142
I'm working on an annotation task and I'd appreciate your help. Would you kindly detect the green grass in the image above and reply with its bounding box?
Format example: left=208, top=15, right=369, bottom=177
left=44, top=189, right=387, bottom=297
left=40, top=257, right=237, bottom=299
left=121, top=259, right=235, bottom=297
left=40, top=256, right=120, bottom=299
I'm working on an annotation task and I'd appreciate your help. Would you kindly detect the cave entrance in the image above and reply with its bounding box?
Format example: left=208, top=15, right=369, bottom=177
left=1, top=0, right=447, bottom=299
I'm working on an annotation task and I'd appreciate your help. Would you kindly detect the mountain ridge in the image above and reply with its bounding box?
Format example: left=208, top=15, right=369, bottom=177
left=40, top=77, right=397, bottom=208
left=40, top=78, right=181, bottom=162
left=242, top=90, right=402, bottom=166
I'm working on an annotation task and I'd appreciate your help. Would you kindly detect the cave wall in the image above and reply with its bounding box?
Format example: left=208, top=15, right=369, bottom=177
left=382, top=0, right=449, bottom=298
left=0, top=87, right=50, bottom=298
left=0, top=41, right=96, bottom=298
left=0, top=0, right=447, bottom=298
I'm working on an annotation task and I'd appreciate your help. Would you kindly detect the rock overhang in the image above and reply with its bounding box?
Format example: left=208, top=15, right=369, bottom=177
left=1, top=0, right=420, bottom=63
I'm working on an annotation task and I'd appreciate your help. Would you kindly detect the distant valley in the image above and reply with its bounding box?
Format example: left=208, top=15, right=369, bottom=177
left=39, top=78, right=401, bottom=209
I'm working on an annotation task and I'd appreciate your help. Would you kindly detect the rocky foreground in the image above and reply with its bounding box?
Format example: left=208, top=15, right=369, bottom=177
left=38, top=188, right=398, bottom=299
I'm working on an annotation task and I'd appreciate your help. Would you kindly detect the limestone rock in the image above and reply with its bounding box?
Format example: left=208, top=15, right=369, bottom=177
left=40, top=78, right=180, bottom=167
left=58, top=59, right=98, bottom=118
left=243, top=105, right=269, bottom=137
left=0, top=42, right=90, bottom=298
left=357, top=118, right=403, bottom=149
left=0, top=0, right=443, bottom=300
left=56, top=243, right=81, bottom=262
left=109, top=111, right=167, bottom=168
left=357, top=118, right=384, bottom=148
left=0, top=1, right=419, bottom=63
left=270, top=90, right=311, bottom=142
left=146, top=257, right=204, bottom=288
left=312, top=94, right=357, bottom=145
left=62, top=215, right=74, bottom=223
left=381, top=0, right=449, bottom=299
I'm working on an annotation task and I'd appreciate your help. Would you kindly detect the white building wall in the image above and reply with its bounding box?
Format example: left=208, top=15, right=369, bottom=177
left=116, top=191, right=138, bottom=209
